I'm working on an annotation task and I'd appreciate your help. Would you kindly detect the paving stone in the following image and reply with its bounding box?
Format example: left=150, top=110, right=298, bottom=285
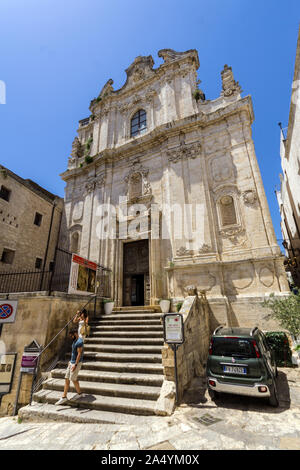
left=279, top=436, right=300, bottom=450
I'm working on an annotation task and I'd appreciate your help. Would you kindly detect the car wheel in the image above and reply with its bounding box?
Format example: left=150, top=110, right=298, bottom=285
left=269, top=382, right=279, bottom=407
left=208, top=389, right=220, bottom=400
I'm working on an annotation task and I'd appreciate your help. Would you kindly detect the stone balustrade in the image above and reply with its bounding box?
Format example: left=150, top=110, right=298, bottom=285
left=161, top=291, right=210, bottom=403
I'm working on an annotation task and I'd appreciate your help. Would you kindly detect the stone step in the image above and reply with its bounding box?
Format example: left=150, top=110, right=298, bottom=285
left=32, top=389, right=157, bottom=416
left=88, top=330, right=163, bottom=338
left=66, top=338, right=162, bottom=352
left=83, top=337, right=164, bottom=346
left=43, top=378, right=161, bottom=400
left=19, top=403, right=161, bottom=425
left=90, top=324, right=163, bottom=331
left=93, top=319, right=162, bottom=326
left=51, top=368, right=164, bottom=386
left=113, top=306, right=160, bottom=312
left=58, top=360, right=163, bottom=375
left=65, top=351, right=162, bottom=363
left=90, top=313, right=163, bottom=322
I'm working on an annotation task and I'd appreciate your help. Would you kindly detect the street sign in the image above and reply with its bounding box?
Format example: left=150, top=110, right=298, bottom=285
left=0, top=301, right=18, bottom=324
left=68, top=254, right=98, bottom=295
left=163, top=313, right=184, bottom=344
left=20, top=340, right=41, bottom=374
left=0, top=353, right=17, bottom=394
left=163, top=313, right=185, bottom=405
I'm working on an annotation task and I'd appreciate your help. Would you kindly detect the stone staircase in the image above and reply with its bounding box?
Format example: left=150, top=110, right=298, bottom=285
left=19, top=306, right=166, bottom=423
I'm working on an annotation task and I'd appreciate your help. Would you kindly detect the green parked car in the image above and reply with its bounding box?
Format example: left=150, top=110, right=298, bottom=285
left=206, top=326, right=279, bottom=407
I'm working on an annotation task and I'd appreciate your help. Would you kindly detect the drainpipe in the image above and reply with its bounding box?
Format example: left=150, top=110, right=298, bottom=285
left=39, top=200, right=56, bottom=291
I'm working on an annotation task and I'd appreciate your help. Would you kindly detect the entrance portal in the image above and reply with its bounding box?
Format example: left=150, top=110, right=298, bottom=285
left=123, top=239, right=149, bottom=306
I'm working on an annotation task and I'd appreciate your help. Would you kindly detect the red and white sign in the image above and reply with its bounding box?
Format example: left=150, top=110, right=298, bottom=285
left=68, top=254, right=97, bottom=295
left=0, top=301, right=18, bottom=324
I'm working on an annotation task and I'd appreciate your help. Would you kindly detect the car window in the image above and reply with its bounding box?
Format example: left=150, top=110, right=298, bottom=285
left=258, top=332, right=269, bottom=353
left=212, top=337, right=256, bottom=358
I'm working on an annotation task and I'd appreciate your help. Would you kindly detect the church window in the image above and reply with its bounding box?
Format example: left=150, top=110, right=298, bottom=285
left=131, top=110, right=147, bottom=137
left=219, top=195, right=237, bottom=226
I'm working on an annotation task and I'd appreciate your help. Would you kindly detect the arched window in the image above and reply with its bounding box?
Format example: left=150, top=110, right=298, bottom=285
left=219, top=195, right=237, bottom=226
left=131, top=109, right=147, bottom=137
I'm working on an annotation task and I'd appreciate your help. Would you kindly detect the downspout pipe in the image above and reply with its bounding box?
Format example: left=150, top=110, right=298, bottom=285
left=39, top=200, right=56, bottom=291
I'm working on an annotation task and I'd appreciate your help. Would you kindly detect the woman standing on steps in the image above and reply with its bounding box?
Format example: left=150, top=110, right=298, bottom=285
left=73, top=308, right=89, bottom=341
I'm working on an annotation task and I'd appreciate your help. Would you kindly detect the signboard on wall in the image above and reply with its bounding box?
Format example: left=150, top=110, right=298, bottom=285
left=0, top=301, right=18, bottom=324
left=163, top=313, right=184, bottom=344
left=0, top=353, right=17, bottom=394
left=68, top=254, right=97, bottom=295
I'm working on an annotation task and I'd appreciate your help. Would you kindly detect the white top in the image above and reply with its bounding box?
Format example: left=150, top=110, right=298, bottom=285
left=78, top=320, right=85, bottom=339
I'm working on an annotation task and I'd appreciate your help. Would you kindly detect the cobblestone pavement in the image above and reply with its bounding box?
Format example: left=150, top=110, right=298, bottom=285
left=1, top=368, right=300, bottom=450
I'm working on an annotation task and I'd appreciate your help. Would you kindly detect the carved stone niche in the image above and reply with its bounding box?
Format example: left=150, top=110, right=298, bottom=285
left=124, top=164, right=152, bottom=202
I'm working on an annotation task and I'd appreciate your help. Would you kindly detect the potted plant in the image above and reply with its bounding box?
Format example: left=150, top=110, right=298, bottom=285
left=103, top=299, right=114, bottom=315
left=159, top=298, right=171, bottom=314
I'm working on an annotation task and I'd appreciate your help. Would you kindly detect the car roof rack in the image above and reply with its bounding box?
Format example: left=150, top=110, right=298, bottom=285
left=213, top=325, right=223, bottom=335
left=250, top=326, right=258, bottom=336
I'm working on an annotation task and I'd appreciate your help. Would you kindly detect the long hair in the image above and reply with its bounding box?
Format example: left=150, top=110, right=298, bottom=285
left=80, top=308, right=88, bottom=319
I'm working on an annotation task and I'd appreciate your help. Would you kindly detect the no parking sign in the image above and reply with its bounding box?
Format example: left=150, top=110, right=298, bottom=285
left=0, top=301, right=18, bottom=323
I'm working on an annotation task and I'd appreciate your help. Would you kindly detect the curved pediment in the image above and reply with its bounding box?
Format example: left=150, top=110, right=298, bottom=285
left=158, top=48, right=200, bottom=69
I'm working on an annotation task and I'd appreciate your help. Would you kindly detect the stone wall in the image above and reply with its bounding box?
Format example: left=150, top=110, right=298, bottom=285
left=0, top=292, right=97, bottom=416
left=161, top=292, right=210, bottom=403
left=0, top=168, right=63, bottom=273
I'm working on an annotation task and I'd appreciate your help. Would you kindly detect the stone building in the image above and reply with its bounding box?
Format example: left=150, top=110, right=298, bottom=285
left=0, top=165, right=63, bottom=274
left=276, top=27, right=300, bottom=287
left=61, top=48, right=289, bottom=328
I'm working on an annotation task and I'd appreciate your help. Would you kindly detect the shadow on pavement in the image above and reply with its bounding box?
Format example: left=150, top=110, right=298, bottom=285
left=181, top=370, right=291, bottom=414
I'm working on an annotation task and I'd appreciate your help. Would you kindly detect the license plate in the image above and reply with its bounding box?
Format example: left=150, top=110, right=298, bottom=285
left=223, top=365, right=247, bottom=375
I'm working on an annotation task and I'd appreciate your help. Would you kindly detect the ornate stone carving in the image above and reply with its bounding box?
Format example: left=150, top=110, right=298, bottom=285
left=228, top=264, right=254, bottom=290
left=176, top=247, right=194, bottom=257
left=96, top=174, right=106, bottom=189
left=125, top=163, right=152, bottom=201
left=184, top=285, right=198, bottom=296
left=198, top=244, right=212, bottom=254
left=85, top=180, right=96, bottom=194
left=242, top=189, right=257, bottom=205
left=259, top=266, right=274, bottom=288
left=158, top=49, right=199, bottom=69
left=221, top=65, right=242, bottom=98
left=125, top=56, right=155, bottom=89
left=167, top=142, right=202, bottom=163
left=71, top=137, right=83, bottom=158
left=220, top=226, right=245, bottom=244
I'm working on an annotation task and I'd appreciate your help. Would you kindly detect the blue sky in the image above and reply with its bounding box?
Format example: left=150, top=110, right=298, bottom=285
left=0, top=0, right=299, bottom=243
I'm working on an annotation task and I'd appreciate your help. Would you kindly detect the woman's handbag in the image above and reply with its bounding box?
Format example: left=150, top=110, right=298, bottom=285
left=80, top=324, right=91, bottom=337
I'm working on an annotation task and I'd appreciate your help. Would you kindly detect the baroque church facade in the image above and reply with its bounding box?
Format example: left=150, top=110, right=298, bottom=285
left=61, top=49, right=289, bottom=328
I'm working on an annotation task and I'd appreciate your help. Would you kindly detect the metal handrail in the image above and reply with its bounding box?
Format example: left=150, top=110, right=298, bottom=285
left=29, top=294, right=98, bottom=405
left=36, top=294, right=97, bottom=359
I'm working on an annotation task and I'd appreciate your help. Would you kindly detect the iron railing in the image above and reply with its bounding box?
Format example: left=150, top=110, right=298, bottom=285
left=0, top=269, right=52, bottom=293
left=0, top=246, right=112, bottom=296
left=29, top=294, right=100, bottom=405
